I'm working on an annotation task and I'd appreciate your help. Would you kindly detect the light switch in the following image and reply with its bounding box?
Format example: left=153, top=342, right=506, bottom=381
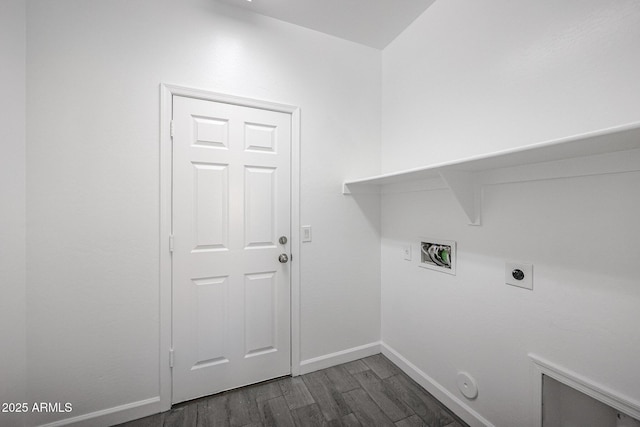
left=302, top=226, right=312, bottom=242
left=403, top=245, right=412, bottom=261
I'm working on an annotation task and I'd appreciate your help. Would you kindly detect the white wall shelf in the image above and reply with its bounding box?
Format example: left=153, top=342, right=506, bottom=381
left=343, top=122, right=640, bottom=225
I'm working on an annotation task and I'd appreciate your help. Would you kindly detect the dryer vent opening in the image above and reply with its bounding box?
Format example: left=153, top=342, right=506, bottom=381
left=542, top=375, right=640, bottom=427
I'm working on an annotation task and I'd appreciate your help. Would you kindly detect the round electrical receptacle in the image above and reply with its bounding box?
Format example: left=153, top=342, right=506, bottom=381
left=456, top=372, right=478, bottom=399
left=512, top=269, right=525, bottom=280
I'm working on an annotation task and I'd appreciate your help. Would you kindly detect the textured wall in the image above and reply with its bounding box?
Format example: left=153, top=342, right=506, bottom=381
left=0, top=0, right=27, bottom=426
left=380, top=1, right=640, bottom=425
left=26, top=0, right=381, bottom=424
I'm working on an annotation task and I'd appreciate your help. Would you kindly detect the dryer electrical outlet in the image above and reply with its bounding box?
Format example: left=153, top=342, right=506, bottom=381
left=505, top=261, right=533, bottom=290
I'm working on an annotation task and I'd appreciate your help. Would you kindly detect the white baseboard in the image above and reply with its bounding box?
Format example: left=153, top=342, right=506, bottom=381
left=36, top=396, right=161, bottom=427
left=35, top=342, right=496, bottom=426
left=381, top=342, right=494, bottom=427
left=299, top=341, right=381, bottom=375
left=36, top=341, right=379, bottom=426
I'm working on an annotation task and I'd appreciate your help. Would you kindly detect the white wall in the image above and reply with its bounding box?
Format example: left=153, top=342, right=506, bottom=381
left=25, top=0, right=640, bottom=425
left=380, top=1, right=640, bottom=426
left=0, top=0, right=27, bottom=426
left=26, top=0, right=381, bottom=424
left=382, top=0, right=640, bottom=172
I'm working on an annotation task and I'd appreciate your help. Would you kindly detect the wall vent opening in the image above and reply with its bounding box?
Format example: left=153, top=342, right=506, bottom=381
left=530, top=354, right=640, bottom=427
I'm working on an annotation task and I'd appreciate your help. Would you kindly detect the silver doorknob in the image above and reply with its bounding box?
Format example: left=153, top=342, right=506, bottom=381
left=278, top=254, right=289, bottom=263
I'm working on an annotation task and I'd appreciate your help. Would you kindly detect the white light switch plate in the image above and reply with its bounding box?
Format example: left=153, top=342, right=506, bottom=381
left=403, top=245, right=412, bottom=261
left=505, top=261, right=533, bottom=290
left=302, top=226, right=312, bottom=242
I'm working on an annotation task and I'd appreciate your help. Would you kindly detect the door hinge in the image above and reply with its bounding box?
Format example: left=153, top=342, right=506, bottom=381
left=169, top=348, right=174, bottom=368
left=169, top=235, right=174, bottom=253
left=170, top=120, right=175, bottom=138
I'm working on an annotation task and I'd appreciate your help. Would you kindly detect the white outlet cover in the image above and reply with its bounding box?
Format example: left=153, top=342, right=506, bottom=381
left=505, top=261, right=533, bottom=290
left=403, top=245, right=412, bottom=261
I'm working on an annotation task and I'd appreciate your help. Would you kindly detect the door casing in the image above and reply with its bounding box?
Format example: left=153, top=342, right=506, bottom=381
left=159, top=83, right=301, bottom=410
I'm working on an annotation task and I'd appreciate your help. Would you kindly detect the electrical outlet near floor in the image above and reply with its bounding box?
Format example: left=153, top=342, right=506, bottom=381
left=505, top=261, right=533, bottom=290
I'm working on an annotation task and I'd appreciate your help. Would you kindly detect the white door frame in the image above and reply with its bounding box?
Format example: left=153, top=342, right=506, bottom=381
left=159, top=83, right=301, bottom=411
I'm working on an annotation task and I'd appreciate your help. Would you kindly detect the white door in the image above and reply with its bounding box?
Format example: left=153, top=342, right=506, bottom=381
left=171, top=95, right=291, bottom=404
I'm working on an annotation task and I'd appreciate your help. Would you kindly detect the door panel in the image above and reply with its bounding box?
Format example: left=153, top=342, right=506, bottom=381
left=172, top=96, right=291, bottom=404
left=245, top=122, right=277, bottom=152
left=244, top=166, right=277, bottom=248
left=244, top=271, right=277, bottom=356
left=193, top=163, right=229, bottom=251
left=192, top=276, right=228, bottom=368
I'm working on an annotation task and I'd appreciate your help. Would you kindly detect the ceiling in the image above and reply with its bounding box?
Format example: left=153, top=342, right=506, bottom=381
left=214, top=0, right=437, bottom=49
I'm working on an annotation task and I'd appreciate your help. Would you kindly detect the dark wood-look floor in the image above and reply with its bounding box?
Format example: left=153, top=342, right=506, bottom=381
left=115, top=354, right=468, bottom=427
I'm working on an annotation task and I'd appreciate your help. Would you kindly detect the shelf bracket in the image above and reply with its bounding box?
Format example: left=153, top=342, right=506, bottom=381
left=438, top=169, right=481, bottom=226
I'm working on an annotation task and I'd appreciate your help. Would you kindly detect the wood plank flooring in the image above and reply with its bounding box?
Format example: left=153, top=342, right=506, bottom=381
left=114, top=354, right=468, bottom=427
